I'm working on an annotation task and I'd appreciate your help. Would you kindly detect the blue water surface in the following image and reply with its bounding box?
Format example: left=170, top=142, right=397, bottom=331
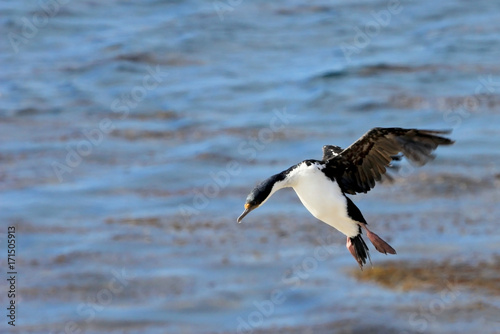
left=0, top=0, right=499, bottom=333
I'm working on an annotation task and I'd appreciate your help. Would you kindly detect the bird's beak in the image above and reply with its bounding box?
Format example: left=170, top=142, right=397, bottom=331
left=237, top=204, right=254, bottom=223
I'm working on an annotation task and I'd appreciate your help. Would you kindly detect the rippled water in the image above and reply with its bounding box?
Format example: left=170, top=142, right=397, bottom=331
left=1, top=0, right=499, bottom=333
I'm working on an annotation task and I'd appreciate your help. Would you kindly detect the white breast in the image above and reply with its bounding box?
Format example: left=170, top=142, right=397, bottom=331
left=288, top=162, right=360, bottom=237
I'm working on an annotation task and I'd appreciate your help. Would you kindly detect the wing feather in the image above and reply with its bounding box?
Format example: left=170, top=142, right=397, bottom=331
left=324, top=127, right=454, bottom=194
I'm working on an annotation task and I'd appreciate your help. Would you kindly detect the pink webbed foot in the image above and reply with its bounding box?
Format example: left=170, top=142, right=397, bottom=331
left=362, top=226, right=396, bottom=255
left=346, top=238, right=360, bottom=268
left=346, top=236, right=370, bottom=270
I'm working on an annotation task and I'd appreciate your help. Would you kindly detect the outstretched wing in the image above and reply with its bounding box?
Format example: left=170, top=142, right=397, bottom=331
left=324, top=127, right=454, bottom=195
left=322, top=144, right=403, bottom=184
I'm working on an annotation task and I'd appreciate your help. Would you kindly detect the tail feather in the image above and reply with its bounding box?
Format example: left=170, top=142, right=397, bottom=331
left=347, top=235, right=371, bottom=269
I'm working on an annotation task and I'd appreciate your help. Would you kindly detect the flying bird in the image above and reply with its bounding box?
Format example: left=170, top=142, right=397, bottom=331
left=237, top=127, right=454, bottom=269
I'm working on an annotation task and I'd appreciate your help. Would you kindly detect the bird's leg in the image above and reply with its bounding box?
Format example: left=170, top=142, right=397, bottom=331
left=346, top=237, right=363, bottom=269
left=361, top=224, right=396, bottom=255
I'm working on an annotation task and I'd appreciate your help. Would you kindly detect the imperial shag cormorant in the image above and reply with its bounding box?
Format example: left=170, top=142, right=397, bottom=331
left=237, top=127, right=454, bottom=269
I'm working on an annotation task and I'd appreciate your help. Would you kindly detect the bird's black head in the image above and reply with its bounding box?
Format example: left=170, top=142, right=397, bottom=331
left=237, top=173, right=286, bottom=223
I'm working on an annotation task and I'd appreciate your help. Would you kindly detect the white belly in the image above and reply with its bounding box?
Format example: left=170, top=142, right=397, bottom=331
left=290, top=164, right=360, bottom=237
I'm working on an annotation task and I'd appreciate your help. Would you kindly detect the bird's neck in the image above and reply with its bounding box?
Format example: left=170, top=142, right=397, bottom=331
left=270, top=178, right=289, bottom=195
left=257, top=175, right=291, bottom=207
left=259, top=163, right=306, bottom=205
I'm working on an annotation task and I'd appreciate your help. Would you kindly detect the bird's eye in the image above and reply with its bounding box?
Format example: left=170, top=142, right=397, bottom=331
left=244, top=203, right=250, bottom=209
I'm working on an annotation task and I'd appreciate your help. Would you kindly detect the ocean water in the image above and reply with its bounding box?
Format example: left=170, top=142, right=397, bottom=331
left=0, top=0, right=499, bottom=333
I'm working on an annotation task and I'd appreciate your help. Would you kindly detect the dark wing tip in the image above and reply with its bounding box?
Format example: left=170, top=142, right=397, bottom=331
left=417, top=129, right=455, bottom=145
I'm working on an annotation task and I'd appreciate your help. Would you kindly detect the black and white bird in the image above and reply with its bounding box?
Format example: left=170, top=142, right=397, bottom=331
left=237, top=127, right=454, bottom=269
